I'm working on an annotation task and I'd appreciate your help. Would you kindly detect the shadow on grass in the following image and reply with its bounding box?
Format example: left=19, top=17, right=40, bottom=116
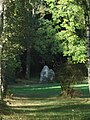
left=0, top=101, right=12, bottom=116
left=10, top=103, right=90, bottom=112
left=1, top=84, right=90, bottom=120
left=6, top=103, right=90, bottom=120
left=76, top=86, right=90, bottom=98
left=81, top=115, right=90, bottom=120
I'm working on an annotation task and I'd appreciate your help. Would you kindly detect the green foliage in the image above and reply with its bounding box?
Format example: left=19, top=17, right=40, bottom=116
left=1, top=0, right=42, bottom=81
left=3, top=0, right=87, bottom=63
left=35, top=0, right=86, bottom=63
left=1, top=0, right=87, bottom=83
left=1, top=0, right=23, bottom=81
left=34, top=19, right=60, bottom=62
left=4, top=57, right=21, bottom=82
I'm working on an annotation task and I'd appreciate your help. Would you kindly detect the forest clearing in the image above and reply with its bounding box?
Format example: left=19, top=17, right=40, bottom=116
left=0, top=0, right=90, bottom=120
left=0, top=83, right=90, bottom=120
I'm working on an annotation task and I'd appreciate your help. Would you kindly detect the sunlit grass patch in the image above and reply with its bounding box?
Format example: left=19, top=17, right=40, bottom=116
left=8, top=83, right=90, bottom=98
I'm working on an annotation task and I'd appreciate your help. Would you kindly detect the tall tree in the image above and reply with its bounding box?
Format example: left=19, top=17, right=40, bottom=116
left=35, top=0, right=86, bottom=63
left=2, top=0, right=40, bottom=80
left=19, top=0, right=41, bottom=80
left=75, top=0, right=90, bottom=92
left=83, top=0, right=90, bottom=92
left=0, top=0, right=3, bottom=102
left=25, top=0, right=36, bottom=80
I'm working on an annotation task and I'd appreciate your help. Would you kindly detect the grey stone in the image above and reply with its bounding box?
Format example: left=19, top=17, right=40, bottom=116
left=40, top=65, right=55, bottom=83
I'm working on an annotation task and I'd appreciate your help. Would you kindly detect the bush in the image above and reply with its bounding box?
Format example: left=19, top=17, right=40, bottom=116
left=1, top=57, right=21, bottom=99
left=56, top=63, right=84, bottom=97
left=3, top=57, right=21, bottom=84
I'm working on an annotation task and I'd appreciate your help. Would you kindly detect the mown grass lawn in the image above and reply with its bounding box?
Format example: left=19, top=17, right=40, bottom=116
left=1, top=83, right=90, bottom=120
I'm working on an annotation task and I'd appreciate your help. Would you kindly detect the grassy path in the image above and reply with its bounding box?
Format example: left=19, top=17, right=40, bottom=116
left=1, top=83, right=90, bottom=120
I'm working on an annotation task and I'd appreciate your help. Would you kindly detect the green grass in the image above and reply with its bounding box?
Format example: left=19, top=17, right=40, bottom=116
left=1, top=83, right=90, bottom=120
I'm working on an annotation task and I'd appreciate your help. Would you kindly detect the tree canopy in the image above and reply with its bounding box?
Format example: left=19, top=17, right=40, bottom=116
left=0, top=0, right=87, bottom=81
left=35, top=0, right=86, bottom=63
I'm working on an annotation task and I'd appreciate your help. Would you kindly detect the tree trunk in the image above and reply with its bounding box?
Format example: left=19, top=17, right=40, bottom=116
left=26, top=46, right=31, bottom=80
left=84, top=0, right=90, bottom=93
left=0, top=46, right=2, bottom=101
left=0, top=0, right=3, bottom=102
left=87, top=25, right=90, bottom=92
left=88, top=58, right=90, bottom=92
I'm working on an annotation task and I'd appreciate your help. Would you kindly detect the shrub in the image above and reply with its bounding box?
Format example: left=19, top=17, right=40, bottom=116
left=56, top=63, right=84, bottom=97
